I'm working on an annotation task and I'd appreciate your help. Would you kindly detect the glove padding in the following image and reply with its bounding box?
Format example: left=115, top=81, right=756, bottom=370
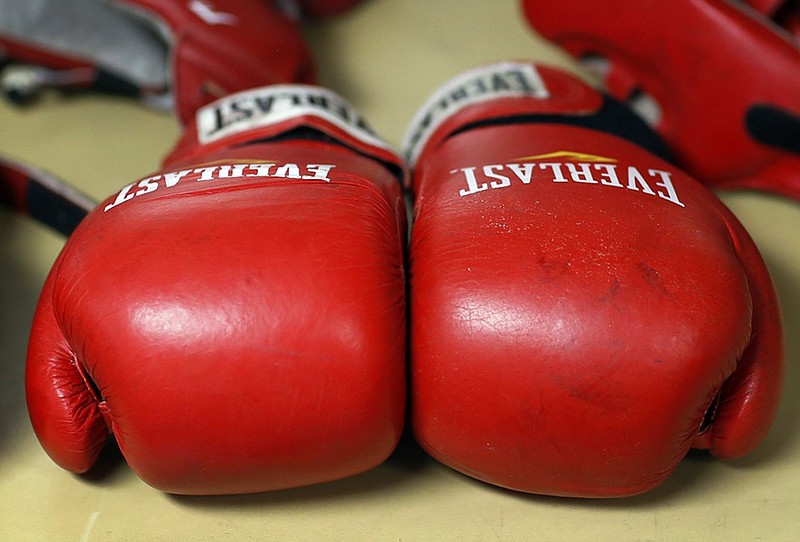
left=522, top=0, right=800, bottom=203
left=0, top=0, right=315, bottom=124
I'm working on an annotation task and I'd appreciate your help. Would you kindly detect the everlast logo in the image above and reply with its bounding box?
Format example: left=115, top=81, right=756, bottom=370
left=197, top=86, right=382, bottom=146
left=403, top=62, right=549, bottom=165
left=104, top=161, right=335, bottom=212
left=452, top=151, right=685, bottom=208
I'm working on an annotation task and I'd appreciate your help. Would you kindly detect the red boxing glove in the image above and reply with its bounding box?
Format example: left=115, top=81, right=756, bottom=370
left=0, top=0, right=314, bottom=124
left=118, top=0, right=316, bottom=123
left=403, top=62, right=784, bottom=497
left=26, top=84, right=407, bottom=495
left=522, top=0, right=800, bottom=202
left=1, top=154, right=93, bottom=235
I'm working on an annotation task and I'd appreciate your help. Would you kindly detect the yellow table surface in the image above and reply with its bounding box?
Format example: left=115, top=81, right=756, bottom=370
left=2, top=1, right=800, bottom=540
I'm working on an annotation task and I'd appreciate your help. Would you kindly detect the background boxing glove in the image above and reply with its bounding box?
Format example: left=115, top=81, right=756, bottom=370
left=0, top=154, right=92, bottom=235
left=744, top=0, right=800, bottom=38
left=281, top=0, right=364, bottom=19
left=25, top=84, right=408, bottom=495
left=0, top=0, right=315, bottom=124
left=403, top=62, right=784, bottom=497
left=521, top=0, right=800, bottom=202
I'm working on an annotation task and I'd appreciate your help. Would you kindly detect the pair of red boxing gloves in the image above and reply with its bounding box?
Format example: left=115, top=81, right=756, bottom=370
left=4, top=0, right=797, bottom=498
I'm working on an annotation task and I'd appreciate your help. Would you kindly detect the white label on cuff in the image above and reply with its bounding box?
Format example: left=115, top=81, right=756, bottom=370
left=401, top=62, right=550, bottom=166
left=196, top=84, right=391, bottom=151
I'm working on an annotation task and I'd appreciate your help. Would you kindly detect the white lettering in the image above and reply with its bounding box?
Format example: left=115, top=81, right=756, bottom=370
left=163, top=169, right=192, bottom=188
left=104, top=183, right=136, bottom=211
left=626, top=166, right=657, bottom=195
left=103, top=162, right=338, bottom=212
left=194, top=166, right=218, bottom=182
left=593, top=164, right=623, bottom=187
left=246, top=163, right=274, bottom=177
left=483, top=164, right=511, bottom=189
left=507, top=163, right=535, bottom=184
left=302, top=164, right=335, bottom=181
left=197, top=85, right=390, bottom=153
left=539, top=163, right=568, bottom=183
left=650, top=169, right=685, bottom=207
left=402, top=63, right=549, bottom=165
left=450, top=158, right=685, bottom=209
left=457, top=167, right=489, bottom=197
left=567, top=163, right=598, bottom=184
left=217, top=164, right=248, bottom=178
left=274, top=163, right=302, bottom=179
left=134, top=175, right=160, bottom=196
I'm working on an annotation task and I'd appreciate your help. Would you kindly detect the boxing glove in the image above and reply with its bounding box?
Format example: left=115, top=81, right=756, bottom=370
left=1, top=154, right=92, bottom=235
left=0, top=0, right=314, bottom=124
left=26, top=84, right=407, bottom=495
left=522, top=0, right=800, bottom=202
left=403, top=62, right=784, bottom=497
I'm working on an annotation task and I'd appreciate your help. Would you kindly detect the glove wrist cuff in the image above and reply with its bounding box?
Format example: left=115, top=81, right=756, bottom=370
left=169, top=84, right=404, bottom=177
left=401, top=62, right=551, bottom=167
